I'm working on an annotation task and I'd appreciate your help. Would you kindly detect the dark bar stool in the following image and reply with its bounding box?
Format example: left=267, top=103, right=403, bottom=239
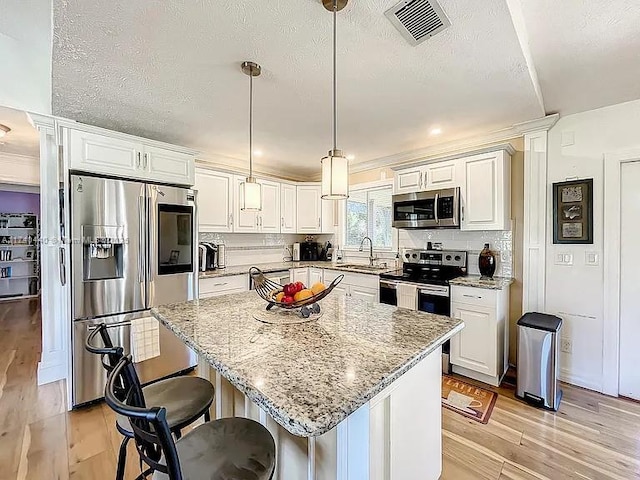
left=106, top=355, right=276, bottom=480
left=86, top=324, right=215, bottom=480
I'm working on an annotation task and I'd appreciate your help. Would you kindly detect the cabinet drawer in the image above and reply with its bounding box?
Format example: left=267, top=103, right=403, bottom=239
left=451, top=285, right=496, bottom=307
left=199, top=274, right=248, bottom=297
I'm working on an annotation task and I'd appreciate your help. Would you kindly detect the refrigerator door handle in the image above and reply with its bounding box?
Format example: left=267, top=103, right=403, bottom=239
left=147, top=195, right=152, bottom=286
left=59, top=246, right=66, bottom=286
left=138, top=196, right=145, bottom=284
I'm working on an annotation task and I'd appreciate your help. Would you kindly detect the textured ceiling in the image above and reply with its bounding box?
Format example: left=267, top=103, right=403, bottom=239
left=52, top=0, right=544, bottom=177
left=0, top=106, right=40, bottom=158
left=520, top=0, right=640, bottom=115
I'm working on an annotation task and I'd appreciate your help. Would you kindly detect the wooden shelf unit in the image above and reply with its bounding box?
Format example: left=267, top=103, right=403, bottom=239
left=0, top=213, right=40, bottom=301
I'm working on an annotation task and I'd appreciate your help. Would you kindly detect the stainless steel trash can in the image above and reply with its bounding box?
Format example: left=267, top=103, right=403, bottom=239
left=516, top=312, right=563, bottom=410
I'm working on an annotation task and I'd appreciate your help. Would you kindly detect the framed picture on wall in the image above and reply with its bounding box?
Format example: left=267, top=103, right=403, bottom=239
left=553, top=178, right=593, bottom=244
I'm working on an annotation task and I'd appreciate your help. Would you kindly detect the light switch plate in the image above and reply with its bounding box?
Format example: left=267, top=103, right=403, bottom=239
left=585, top=251, right=599, bottom=266
left=561, top=131, right=575, bottom=147
left=555, top=252, right=573, bottom=266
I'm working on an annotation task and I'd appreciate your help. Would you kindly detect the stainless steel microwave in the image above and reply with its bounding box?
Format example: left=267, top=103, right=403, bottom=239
left=392, top=187, right=460, bottom=229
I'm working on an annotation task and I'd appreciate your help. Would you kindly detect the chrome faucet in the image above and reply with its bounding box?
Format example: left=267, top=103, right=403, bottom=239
left=359, top=236, right=375, bottom=266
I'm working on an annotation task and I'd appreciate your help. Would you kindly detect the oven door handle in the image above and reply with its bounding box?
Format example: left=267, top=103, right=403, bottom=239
left=419, top=287, right=449, bottom=297
left=379, top=280, right=399, bottom=289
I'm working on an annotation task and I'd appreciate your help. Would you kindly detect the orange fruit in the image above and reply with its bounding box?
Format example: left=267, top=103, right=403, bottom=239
left=311, top=282, right=326, bottom=295
left=275, top=292, right=285, bottom=303
left=294, top=289, right=313, bottom=302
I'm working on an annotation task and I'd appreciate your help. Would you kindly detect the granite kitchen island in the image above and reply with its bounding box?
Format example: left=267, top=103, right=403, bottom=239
left=152, top=292, right=463, bottom=480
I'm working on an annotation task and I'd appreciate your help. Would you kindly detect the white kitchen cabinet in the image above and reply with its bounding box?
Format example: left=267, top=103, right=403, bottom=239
left=259, top=180, right=281, bottom=233
left=394, top=160, right=462, bottom=194
left=68, top=128, right=140, bottom=177
left=321, top=198, right=340, bottom=234
left=195, top=169, right=233, bottom=233
left=308, top=267, right=323, bottom=286
left=232, top=176, right=260, bottom=233
left=290, top=268, right=309, bottom=286
left=199, top=274, right=248, bottom=299
left=280, top=183, right=297, bottom=234
left=297, top=184, right=322, bottom=233
left=143, top=145, right=195, bottom=186
left=394, top=166, right=424, bottom=194
left=450, top=285, right=509, bottom=386
left=461, top=150, right=511, bottom=231
left=350, top=285, right=379, bottom=303
left=66, top=127, right=196, bottom=186
left=323, top=269, right=379, bottom=303
left=424, top=159, right=460, bottom=189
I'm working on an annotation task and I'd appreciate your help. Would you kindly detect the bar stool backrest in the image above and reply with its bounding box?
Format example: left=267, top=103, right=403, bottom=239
left=105, top=355, right=183, bottom=480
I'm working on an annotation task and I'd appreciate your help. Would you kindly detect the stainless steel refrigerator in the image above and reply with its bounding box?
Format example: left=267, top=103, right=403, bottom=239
left=70, top=174, right=198, bottom=406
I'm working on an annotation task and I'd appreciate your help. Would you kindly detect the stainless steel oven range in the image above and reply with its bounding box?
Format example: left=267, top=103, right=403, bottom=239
left=379, top=248, right=467, bottom=372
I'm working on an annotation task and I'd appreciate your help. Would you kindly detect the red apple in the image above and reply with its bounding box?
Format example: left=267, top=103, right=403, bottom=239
left=283, top=295, right=294, bottom=305
left=283, top=283, right=295, bottom=296
left=294, top=281, right=304, bottom=293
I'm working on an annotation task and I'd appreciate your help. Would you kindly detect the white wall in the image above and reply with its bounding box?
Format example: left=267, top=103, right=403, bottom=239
left=545, top=98, right=640, bottom=391
left=0, top=0, right=52, bottom=113
left=0, top=153, right=40, bottom=186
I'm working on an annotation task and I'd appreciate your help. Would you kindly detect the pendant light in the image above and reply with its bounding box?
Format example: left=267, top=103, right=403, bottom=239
left=240, top=61, right=262, bottom=211
left=321, top=0, right=349, bottom=200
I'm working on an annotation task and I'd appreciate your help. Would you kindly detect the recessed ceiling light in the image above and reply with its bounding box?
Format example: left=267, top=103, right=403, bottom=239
left=253, top=149, right=263, bottom=157
left=346, top=154, right=355, bottom=161
left=0, top=125, right=10, bottom=138
left=430, top=127, right=442, bottom=135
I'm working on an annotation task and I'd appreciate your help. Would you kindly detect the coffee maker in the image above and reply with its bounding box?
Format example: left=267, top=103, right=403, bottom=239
left=198, top=243, right=218, bottom=271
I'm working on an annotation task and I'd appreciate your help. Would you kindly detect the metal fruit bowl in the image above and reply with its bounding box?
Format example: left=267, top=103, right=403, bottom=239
left=249, top=267, right=344, bottom=317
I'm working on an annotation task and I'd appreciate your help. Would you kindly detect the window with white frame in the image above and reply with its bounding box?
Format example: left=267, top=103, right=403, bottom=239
left=344, top=184, right=393, bottom=250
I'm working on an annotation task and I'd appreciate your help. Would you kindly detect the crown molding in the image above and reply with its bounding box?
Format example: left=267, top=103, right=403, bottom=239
left=349, top=114, right=559, bottom=174
left=196, top=154, right=313, bottom=183
left=389, top=143, right=516, bottom=172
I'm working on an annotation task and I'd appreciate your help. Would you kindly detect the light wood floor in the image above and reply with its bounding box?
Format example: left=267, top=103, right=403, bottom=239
left=2, top=298, right=639, bottom=480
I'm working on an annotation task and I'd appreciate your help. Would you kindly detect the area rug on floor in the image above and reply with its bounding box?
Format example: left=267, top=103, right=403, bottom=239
left=442, top=375, right=498, bottom=424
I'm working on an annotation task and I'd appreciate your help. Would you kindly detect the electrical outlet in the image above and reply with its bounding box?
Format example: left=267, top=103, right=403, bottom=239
left=560, top=338, right=572, bottom=354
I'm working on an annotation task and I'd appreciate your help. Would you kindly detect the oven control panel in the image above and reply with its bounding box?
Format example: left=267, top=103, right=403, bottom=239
left=402, top=249, right=467, bottom=268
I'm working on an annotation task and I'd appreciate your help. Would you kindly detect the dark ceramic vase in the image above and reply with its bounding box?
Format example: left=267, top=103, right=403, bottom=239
left=478, top=243, right=496, bottom=279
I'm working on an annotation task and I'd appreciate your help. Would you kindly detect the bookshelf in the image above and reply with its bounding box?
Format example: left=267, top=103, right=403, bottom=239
left=0, top=213, right=40, bottom=301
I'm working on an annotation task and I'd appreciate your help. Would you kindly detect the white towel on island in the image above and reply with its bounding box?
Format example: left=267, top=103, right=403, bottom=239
left=397, top=283, right=418, bottom=310
left=130, top=316, right=160, bottom=363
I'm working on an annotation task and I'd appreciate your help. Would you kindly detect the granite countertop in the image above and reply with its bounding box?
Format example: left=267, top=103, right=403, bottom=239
left=199, top=261, right=395, bottom=279
left=152, top=293, right=463, bottom=437
left=449, top=275, right=514, bottom=290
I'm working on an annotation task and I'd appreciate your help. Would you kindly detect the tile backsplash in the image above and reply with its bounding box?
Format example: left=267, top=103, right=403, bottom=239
left=399, top=229, right=513, bottom=278
left=198, top=233, right=333, bottom=266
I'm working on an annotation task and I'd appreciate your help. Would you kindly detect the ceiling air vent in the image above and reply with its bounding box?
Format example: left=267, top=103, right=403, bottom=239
left=385, top=0, right=451, bottom=46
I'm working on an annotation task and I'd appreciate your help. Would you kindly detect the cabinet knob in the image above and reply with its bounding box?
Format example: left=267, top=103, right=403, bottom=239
left=136, top=151, right=141, bottom=168
left=143, top=153, right=148, bottom=169
left=318, top=218, right=321, bottom=228
left=281, top=217, right=284, bottom=227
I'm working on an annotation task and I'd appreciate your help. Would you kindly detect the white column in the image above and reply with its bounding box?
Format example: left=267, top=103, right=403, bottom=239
left=30, top=115, right=71, bottom=395
left=522, top=130, right=549, bottom=313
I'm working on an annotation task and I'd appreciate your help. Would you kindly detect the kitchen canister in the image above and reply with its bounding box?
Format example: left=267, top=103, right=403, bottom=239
left=478, top=243, right=496, bottom=279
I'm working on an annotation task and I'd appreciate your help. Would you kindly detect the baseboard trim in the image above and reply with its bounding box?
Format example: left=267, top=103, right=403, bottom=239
left=559, top=369, right=602, bottom=393
left=37, top=360, right=67, bottom=385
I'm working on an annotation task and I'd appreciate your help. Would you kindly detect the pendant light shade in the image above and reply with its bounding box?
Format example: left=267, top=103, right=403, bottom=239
left=320, top=0, right=349, bottom=200
left=321, top=149, right=349, bottom=199
left=240, top=61, right=262, bottom=211
left=239, top=177, right=262, bottom=211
